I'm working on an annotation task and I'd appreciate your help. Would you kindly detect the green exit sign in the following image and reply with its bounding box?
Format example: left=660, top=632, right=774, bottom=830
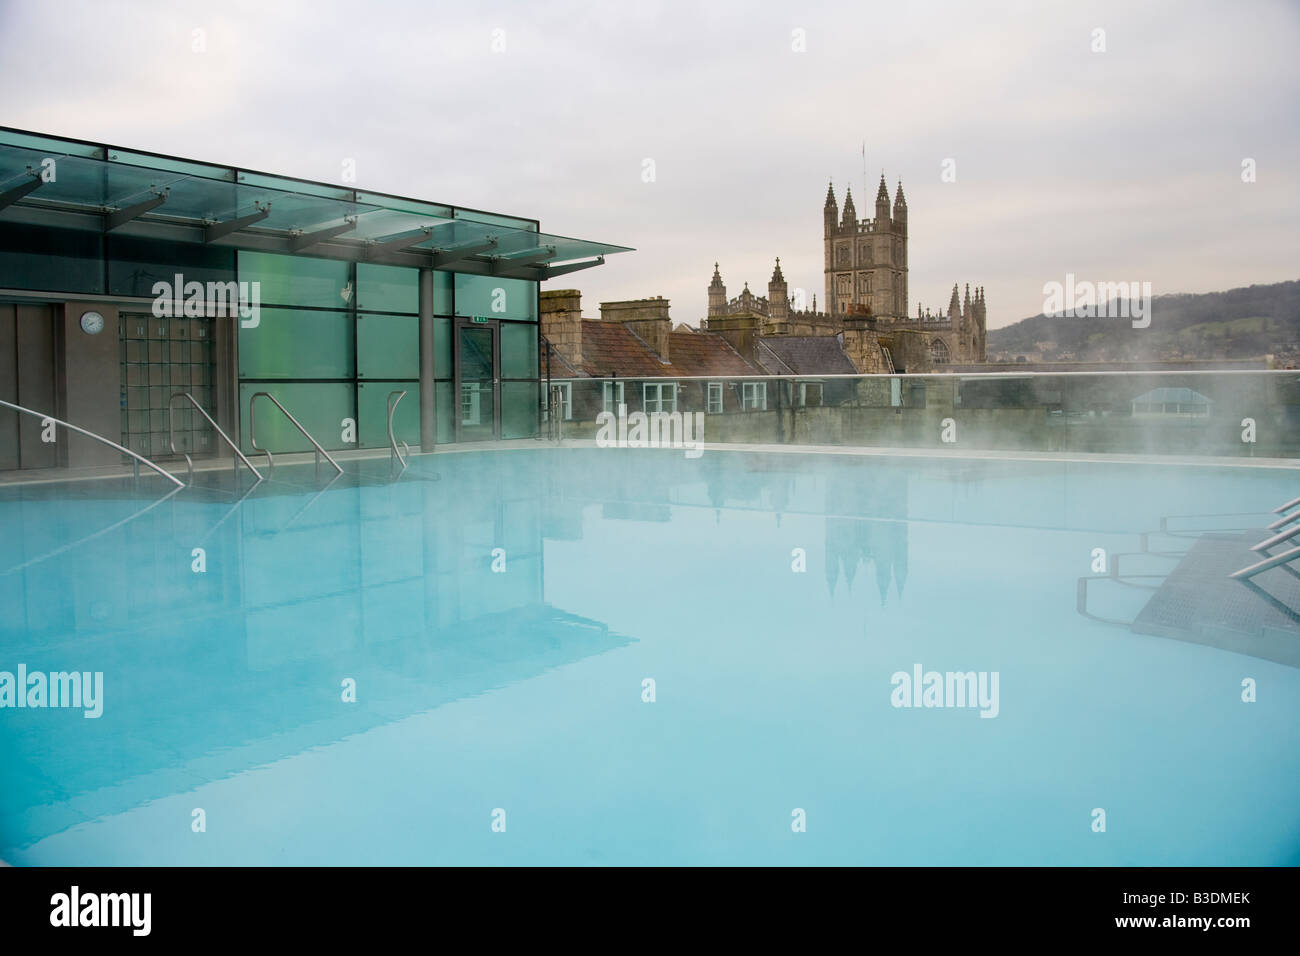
left=472, top=316, right=490, bottom=324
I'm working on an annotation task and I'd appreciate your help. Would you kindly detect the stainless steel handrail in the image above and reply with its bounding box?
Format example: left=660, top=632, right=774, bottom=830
left=1230, top=545, right=1300, bottom=580
left=0, top=397, right=183, bottom=487
left=1230, top=492, right=1300, bottom=578
left=1252, top=523, right=1300, bottom=552
left=1273, top=495, right=1300, bottom=514
left=248, top=392, right=343, bottom=477
left=168, top=392, right=263, bottom=486
left=387, top=390, right=410, bottom=477
left=1266, top=507, right=1300, bottom=531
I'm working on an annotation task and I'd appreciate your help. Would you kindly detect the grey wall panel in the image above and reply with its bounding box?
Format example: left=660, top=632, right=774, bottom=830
left=0, top=304, right=17, bottom=470
left=15, top=304, right=56, bottom=469
left=61, top=303, right=122, bottom=468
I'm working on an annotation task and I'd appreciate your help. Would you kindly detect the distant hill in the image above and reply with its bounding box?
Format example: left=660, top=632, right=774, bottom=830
left=987, top=280, right=1300, bottom=364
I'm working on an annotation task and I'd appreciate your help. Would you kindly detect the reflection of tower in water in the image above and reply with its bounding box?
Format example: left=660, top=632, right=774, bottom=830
left=823, top=464, right=909, bottom=605
left=703, top=455, right=796, bottom=526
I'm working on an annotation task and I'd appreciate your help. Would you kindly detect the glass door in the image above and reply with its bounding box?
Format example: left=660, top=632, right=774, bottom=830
left=454, top=319, right=500, bottom=441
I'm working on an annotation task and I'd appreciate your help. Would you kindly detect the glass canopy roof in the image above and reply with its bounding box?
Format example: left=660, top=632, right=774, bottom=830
left=0, top=129, right=631, bottom=276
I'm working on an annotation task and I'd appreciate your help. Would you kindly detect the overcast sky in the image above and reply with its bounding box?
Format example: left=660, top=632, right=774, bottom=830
left=1, top=0, right=1296, bottom=328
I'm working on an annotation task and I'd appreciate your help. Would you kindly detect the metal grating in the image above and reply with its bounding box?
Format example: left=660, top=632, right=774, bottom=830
left=1132, top=532, right=1300, bottom=668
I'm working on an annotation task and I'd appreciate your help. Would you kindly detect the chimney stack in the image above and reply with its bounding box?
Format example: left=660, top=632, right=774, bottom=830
left=540, top=289, right=583, bottom=368
left=600, top=297, right=672, bottom=363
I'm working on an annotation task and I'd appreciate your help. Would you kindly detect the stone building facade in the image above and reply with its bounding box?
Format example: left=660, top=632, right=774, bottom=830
left=702, top=175, right=989, bottom=370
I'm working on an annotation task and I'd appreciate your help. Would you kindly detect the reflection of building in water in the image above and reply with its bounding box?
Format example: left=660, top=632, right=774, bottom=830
left=823, top=464, right=909, bottom=603
left=0, top=455, right=628, bottom=849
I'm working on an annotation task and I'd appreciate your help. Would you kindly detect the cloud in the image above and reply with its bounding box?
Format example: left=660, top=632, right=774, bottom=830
left=1, top=0, right=1296, bottom=328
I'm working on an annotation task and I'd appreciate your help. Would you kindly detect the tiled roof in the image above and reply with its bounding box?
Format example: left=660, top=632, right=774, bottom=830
left=578, top=320, right=671, bottom=376
left=569, top=320, right=759, bottom=377
left=543, top=342, right=581, bottom=376
left=666, top=329, right=758, bottom=375
left=757, top=335, right=858, bottom=374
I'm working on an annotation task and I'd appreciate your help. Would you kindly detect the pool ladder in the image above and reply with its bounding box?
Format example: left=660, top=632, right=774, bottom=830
left=168, top=392, right=263, bottom=486
left=1077, top=498, right=1300, bottom=622
left=248, top=392, right=343, bottom=478
left=1230, top=494, right=1300, bottom=580
left=0, top=397, right=183, bottom=487
left=547, top=385, right=565, bottom=443
left=387, top=390, right=410, bottom=477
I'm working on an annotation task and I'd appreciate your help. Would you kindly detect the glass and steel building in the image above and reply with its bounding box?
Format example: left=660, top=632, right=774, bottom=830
left=0, top=127, right=631, bottom=471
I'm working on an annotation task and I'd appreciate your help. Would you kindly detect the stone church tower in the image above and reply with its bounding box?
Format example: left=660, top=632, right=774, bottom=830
left=824, top=175, right=908, bottom=321
left=705, top=174, right=988, bottom=368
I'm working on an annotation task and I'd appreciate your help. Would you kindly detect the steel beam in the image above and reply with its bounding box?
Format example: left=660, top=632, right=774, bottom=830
left=288, top=217, right=357, bottom=252
left=428, top=237, right=497, bottom=268
left=369, top=227, right=433, bottom=256
left=0, top=173, right=44, bottom=212
left=105, top=191, right=168, bottom=231
left=537, top=255, right=605, bottom=279
left=204, top=203, right=271, bottom=243
left=490, top=245, right=555, bottom=275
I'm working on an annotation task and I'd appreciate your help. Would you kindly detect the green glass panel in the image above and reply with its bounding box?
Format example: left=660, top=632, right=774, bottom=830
left=501, top=322, right=538, bottom=379
left=430, top=270, right=452, bottom=314
left=502, top=381, right=539, bottom=439
left=238, top=251, right=351, bottom=308
left=434, top=317, right=452, bottom=379
left=357, top=381, right=421, bottom=449
left=107, top=234, right=235, bottom=297
left=455, top=210, right=537, bottom=231
left=355, top=192, right=452, bottom=219
left=454, top=274, right=536, bottom=320
left=0, top=224, right=104, bottom=294
left=0, top=131, right=102, bottom=157
left=357, top=314, right=417, bottom=379
left=238, top=383, right=354, bottom=454
left=236, top=172, right=354, bottom=201
left=109, top=149, right=236, bottom=182
left=356, top=263, right=417, bottom=314
left=238, top=308, right=353, bottom=379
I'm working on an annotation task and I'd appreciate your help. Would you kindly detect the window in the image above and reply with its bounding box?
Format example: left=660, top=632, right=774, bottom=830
left=643, top=382, right=677, bottom=413
left=461, top=383, right=481, bottom=425
left=120, top=314, right=214, bottom=458
left=706, top=382, right=723, bottom=414
left=742, top=382, right=766, bottom=410
left=799, top=382, right=823, bottom=407
left=602, top=380, right=624, bottom=413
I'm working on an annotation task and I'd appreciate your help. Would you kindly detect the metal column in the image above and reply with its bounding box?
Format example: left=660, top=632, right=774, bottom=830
left=418, top=267, right=436, bottom=452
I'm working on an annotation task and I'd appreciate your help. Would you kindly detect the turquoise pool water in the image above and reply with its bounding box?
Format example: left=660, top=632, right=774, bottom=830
left=1, top=448, right=1298, bottom=865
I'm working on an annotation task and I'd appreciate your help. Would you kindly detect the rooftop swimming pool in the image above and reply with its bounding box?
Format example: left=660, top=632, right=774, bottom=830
left=1, top=446, right=1298, bottom=865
